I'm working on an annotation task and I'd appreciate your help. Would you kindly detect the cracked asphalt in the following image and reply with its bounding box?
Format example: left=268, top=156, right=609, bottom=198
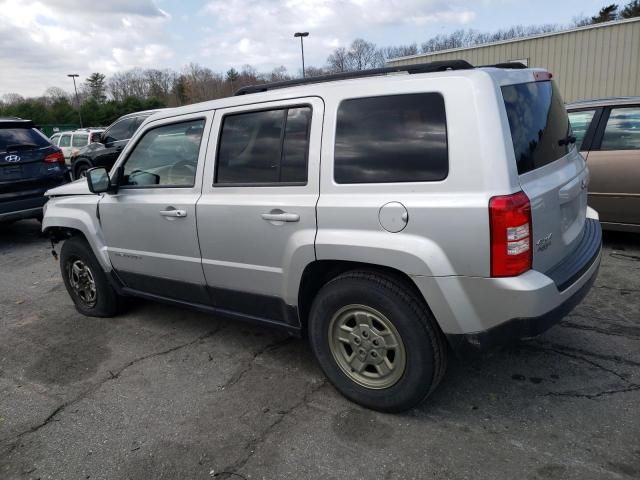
left=1, top=220, right=639, bottom=480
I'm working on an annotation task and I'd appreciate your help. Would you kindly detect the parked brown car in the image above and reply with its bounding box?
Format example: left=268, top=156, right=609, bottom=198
left=568, top=97, right=640, bottom=233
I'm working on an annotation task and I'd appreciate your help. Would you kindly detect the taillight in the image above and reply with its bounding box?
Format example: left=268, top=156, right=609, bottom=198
left=489, top=191, right=532, bottom=277
left=44, top=150, right=65, bottom=165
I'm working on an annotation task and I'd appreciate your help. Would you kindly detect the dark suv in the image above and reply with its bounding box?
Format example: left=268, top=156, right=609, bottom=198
left=70, top=110, right=161, bottom=178
left=0, top=118, right=69, bottom=223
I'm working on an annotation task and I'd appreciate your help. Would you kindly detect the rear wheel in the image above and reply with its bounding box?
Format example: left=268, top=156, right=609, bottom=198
left=308, top=271, right=447, bottom=412
left=60, top=236, right=122, bottom=317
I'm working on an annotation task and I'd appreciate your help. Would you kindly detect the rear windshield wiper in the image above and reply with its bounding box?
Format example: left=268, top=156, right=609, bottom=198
left=558, top=135, right=576, bottom=146
left=4, top=143, right=40, bottom=151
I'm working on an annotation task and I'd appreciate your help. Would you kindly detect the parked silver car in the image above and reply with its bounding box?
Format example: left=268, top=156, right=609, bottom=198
left=42, top=61, right=602, bottom=412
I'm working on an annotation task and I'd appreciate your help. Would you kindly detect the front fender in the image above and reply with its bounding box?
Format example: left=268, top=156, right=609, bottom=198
left=42, top=195, right=112, bottom=271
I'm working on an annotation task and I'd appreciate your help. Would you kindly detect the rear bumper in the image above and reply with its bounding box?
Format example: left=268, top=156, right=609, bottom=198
left=446, top=262, right=598, bottom=355
left=412, top=219, right=602, bottom=355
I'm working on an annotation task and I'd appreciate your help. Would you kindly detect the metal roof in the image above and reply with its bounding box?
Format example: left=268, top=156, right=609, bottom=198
left=387, top=17, right=640, bottom=64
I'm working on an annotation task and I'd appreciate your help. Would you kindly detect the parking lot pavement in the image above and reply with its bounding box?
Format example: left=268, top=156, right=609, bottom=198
left=0, top=220, right=638, bottom=480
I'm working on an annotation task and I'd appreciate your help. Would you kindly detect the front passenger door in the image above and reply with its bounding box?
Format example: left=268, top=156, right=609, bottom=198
left=99, top=114, right=212, bottom=304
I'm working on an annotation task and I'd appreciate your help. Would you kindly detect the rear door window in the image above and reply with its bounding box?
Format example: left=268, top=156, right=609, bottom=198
left=502, top=81, right=572, bottom=174
left=600, top=107, right=640, bottom=151
left=568, top=110, right=596, bottom=150
left=215, top=106, right=311, bottom=185
left=334, top=93, right=448, bottom=184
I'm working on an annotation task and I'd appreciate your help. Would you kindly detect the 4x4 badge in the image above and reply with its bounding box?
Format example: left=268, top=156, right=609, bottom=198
left=4, top=154, right=21, bottom=163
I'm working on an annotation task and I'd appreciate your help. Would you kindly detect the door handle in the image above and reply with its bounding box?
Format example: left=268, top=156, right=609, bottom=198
left=160, top=208, right=187, bottom=218
left=261, top=212, right=300, bottom=223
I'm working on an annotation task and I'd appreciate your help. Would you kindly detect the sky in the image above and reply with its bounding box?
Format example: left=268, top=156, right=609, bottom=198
left=0, top=0, right=609, bottom=97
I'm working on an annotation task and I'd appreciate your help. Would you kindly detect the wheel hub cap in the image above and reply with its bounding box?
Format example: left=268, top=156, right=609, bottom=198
left=68, top=259, right=97, bottom=307
left=329, top=305, right=406, bottom=389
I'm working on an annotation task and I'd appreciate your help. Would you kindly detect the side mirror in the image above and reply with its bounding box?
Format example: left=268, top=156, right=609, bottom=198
left=86, top=167, right=111, bottom=194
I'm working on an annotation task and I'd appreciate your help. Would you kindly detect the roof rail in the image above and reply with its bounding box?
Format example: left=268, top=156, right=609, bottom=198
left=234, top=60, right=474, bottom=96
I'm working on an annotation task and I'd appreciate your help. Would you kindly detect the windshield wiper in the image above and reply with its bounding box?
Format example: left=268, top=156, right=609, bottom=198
left=4, top=143, right=40, bottom=151
left=558, top=135, right=576, bottom=146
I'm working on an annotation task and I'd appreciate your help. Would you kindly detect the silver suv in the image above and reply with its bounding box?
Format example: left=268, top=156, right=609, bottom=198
left=43, top=61, right=602, bottom=412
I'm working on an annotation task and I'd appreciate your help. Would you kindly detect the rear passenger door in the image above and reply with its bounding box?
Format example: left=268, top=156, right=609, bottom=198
left=586, top=105, right=640, bottom=226
left=197, top=98, right=323, bottom=326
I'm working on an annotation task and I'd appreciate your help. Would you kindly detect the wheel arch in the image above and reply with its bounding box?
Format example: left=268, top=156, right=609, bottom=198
left=297, top=260, right=435, bottom=332
left=42, top=201, right=111, bottom=271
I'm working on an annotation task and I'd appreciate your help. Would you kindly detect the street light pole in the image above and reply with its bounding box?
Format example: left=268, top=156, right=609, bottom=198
left=294, top=32, right=309, bottom=78
left=67, top=74, right=83, bottom=128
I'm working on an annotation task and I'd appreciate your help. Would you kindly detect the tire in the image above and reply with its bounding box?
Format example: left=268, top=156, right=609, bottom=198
left=73, top=162, right=91, bottom=180
left=308, top=271, right=447, bottom=412
left=60, top=236, right=122, bottom=317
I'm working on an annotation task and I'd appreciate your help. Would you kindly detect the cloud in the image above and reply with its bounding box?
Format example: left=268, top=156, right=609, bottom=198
left=0, top=0, right=482, bottom=97
left=0, top=0, right=172, bottom=96
left=199, top=0, right=477, bottom=71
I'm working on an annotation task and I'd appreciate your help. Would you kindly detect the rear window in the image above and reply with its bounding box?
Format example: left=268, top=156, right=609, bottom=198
left=0, top=128, right=50, bottom=152
left=502, top=81, right=572, bottom=175
left=334, top=93, right=448, bottom=184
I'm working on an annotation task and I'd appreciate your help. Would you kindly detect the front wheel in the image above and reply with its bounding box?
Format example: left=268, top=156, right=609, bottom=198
left=73, top=162, right=91, bottom=180
left=60, top=236, right=122, bottom=317
left=308, top=271, right=447, bottom=412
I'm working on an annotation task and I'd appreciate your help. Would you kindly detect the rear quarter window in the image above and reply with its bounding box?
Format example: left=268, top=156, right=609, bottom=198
left=334, top=93, right=448, bottom=184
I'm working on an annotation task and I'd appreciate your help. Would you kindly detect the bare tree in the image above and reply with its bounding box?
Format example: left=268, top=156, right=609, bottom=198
left=326, top=47, right=351, bottom=73
left=144, top=69, right=176, bottom=100
left=44, top=87, right=69, bottom=102
left=347, top=38, right=384, bottom=70
left=382, top=44, right=418, bottom=60
left=2, top=93, right=24, bottom=105
left=303, top=66, right=326, bottom=77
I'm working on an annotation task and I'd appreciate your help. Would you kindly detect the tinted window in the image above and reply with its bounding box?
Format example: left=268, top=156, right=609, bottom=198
left=0, top=128, right=50, bottom=152
left=281, top=108, right=311, bottom=183
left=121, top=119, right=205, bottom=188
left=103, top=118, right=134, bottom=143
left=502, top=81, right=572, bottom=175
left=568, top=110, right=596, bottom=150
left=72, top=134, right=88, bottom=147
left=334, top=93, right=448, bottom=184
left=59, top=134, right=71, bottom=147
left=50, top=134, right=60, bottom=146
left=600, top=107, right=640, bottom=151
left=216, top=106, right=311, bottom=185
